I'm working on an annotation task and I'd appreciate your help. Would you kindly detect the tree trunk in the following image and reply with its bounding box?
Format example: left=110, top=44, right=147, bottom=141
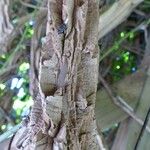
left=7, top=0, right=104, bottom=149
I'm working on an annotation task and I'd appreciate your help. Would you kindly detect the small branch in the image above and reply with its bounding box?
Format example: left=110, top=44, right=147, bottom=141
left=99, top=74, right=150, bottom=133
left=0, top=65, right=18, bottom=77
left=121, top=44, right=144, bottom=56
left=0, top=124, right=22, bottom=143
left=1, top=27, right=28, bottom=71
left=134, top=9, right=146, bottom=17
left=98, top=0, right=144, bottom=39
left=19, top=0, right=46, bottom=10
left=99, top=19, right=150, bottom=61
left=111, top=118, right=130, bottom=150
left=134, top=107, right=150, bottom=150
left=96, top=134, right=107, bottom=150
left=0, top=107, right=14, bottom=125
left=6, top=9, right=47, bottom=52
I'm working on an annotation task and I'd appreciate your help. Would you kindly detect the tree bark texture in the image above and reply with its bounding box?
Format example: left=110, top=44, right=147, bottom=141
left=0, top=0, right=147, bottom=149
left=8, top=0, right=102, bottom=150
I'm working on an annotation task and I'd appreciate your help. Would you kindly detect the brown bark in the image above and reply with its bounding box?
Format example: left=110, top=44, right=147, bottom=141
left=0, top=0, right=145, bottom=149
left=6, top=0, right=103, bottom=150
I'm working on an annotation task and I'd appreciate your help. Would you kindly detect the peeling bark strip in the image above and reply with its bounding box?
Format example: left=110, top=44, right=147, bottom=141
left=14, top=0, right=103, bottom=150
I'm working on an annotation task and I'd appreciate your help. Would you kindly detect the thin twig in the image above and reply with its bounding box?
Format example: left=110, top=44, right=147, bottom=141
left=121, top=44, right=144, bottom=56
left=0, top=65, right=18, bottom=77
left=1, top=28, right=28, bottom=71
left=0, top=124, right=22, bottom=143
left=99, top=19, right=150, bottom=62
left=96, top=134, right=107, bottom=150
left=19, top=0, right=46, bottom=10
left=99, top=74, right=150, bottom=133
left=134, top=9, right=146, bottom=17
left=0, top=107, right=14, bottom=125
left=134, top=107, right=150, bottom=150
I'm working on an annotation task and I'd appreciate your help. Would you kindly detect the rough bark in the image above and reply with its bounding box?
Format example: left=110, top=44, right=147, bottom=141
left=7, top=0, right=103, bottom=150
left=0, top=0, right=144, bottom=82
left=0, top=0, right=146, bottom=149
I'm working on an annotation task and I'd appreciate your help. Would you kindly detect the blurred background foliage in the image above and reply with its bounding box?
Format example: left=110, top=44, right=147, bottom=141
left=0, top=0, right=150, bottom=145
